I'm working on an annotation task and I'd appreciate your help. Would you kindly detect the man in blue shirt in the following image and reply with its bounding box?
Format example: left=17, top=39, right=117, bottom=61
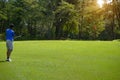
left=6, top=24, right=15, bottom=62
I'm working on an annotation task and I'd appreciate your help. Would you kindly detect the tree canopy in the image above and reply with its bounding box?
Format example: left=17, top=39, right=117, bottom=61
left=0, top=0, right=120, bottom=40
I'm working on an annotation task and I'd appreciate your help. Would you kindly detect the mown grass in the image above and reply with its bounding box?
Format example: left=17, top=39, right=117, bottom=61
left=0, top=40, right=120, bottom=80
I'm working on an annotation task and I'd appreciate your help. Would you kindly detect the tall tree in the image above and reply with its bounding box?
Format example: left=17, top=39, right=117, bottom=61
left=54, top=1, right=79, bottom=39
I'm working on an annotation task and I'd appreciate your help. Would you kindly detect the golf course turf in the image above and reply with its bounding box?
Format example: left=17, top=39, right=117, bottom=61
left=0, top=40, right=120, bottom=80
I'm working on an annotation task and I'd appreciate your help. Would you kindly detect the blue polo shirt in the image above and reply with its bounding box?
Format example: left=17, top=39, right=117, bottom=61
left=6, top=28, right=15, bottom=41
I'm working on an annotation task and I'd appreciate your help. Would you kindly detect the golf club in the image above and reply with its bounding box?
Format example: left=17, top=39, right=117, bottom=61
left=14, top=35, right=23, bottom=39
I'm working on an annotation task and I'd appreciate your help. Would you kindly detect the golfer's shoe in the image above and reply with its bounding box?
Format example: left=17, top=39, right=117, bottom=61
left=6, top=58, right=12, bottom=62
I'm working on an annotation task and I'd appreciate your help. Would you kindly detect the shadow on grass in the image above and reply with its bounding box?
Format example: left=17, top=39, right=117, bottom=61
left=0, top=60, right=6, bottom=63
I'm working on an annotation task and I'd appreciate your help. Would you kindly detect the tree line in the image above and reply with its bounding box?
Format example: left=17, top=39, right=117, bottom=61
left=0, top=0, right=120, bottom=40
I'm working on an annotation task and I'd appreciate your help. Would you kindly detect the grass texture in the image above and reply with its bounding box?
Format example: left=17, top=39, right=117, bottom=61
left=0, top=40, right=120, bottom=80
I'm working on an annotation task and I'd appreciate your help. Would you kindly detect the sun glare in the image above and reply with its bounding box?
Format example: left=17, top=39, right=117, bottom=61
left=106, top=0, right=112, bottom=4
left=97, top=0, right=104, bottom=8
left=97, top=0, right=113, bottom=8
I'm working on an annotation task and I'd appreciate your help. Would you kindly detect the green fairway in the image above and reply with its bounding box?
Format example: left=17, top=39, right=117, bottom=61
left=0, top=41, right=120, bottom=80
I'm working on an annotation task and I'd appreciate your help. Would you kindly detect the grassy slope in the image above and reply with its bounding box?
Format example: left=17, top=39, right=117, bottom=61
left=0, top=41, right=120, bottom=80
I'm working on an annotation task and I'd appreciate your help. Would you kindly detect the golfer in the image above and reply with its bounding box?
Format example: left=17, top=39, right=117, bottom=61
left=6, top=24, right=15, bottom=62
